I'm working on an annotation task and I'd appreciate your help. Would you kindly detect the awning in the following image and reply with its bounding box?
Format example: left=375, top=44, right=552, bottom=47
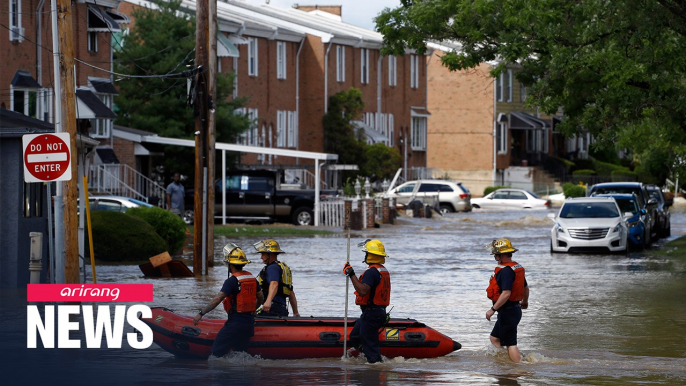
left=106, top=10, right=130, bottom=25
left=410, top=107, right=431, bottom=117
left=352, top=120, right=387, bottom=144
left=76, top=89, right=117, bottom=119
left=11, top=70, right=41, bottom=88
left=217, top=33, right=240, bottom=58
left=497, top=113, right=509, bottom=123
left=509, top=111, right=551, bottom=130
left=90, top=79, right=119, bottom=94
left=95, top=147, right=120, bottom=164
left=88, top=6, right=121, bottom=32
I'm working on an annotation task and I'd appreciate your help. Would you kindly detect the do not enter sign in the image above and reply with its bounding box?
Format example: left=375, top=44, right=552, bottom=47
left=22, top=133, right=72, bottom=182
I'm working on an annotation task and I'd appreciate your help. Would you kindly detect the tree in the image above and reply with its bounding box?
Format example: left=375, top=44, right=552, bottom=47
left=376, top=0, right=686, bottom=181
left=361, top=143, right=402, bottom=180
left=113, top=0, right=249, bottom=180
left=323, top=88, right=366, bottom=168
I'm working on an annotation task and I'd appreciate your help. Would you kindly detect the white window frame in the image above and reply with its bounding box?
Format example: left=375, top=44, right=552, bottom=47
left=497, top=73, right=504, bottom=102
left=89, top=93, right=113, bottom=138
left=88, top=32, right=98, bottom=52
left=519, top=82, right=526, bottom=102
left=497, top=122, right=508, bottom=154
left=336, top=45, right=345, bottom=82
left=506, top=69, right=513, bottom=102
left=9, top=0, right=23, bottom=42
left=276, top=41, right=286, bottom=80
left=411, top=117, right=427, bottom=150
left=287, top=111, right=297, bottom=147
left=361, top=48, right=369, bottom=84
left=410, top=55, right=419, bottom=89
left=233, top=57, right=238, bottom=98
left=388, top=114, right=394, bottom=146
left=276, top=110, right=286, bottom=147
left=248, top=37, right=258, bottom=77
left=248, top=108, right=258, bottom=145
left=388, top=56, right=397, bottom=86
left=235, top=107, right=247, bottom=145
left=11, top=87, right=53, bottom=122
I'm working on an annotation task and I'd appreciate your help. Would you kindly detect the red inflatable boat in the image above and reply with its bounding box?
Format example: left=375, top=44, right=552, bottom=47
left=142, top=307, right=461, bottom=359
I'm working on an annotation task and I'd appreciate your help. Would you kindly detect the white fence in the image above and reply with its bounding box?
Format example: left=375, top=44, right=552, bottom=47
left=319, top=199, right=346, bottom=227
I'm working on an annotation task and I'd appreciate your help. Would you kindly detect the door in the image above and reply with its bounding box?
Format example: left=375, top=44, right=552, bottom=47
left=392, top=182, right=417, bottom=205
left=507, top=190, right=528, bottom=208
left=243, top=175, right=274, bottom=216
left=215, top=175, right=245, bottom=217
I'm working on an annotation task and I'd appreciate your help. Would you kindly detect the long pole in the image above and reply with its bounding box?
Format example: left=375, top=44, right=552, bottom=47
left=83, top=176, right=96, bottom=283
left=343, top=204, right=351, bottom=358
left=206, top=0, right=217, bottom=269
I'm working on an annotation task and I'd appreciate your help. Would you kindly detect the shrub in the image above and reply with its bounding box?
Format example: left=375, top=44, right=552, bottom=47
left=127, top=206, right=187, bottom=254
left=90, top=211, right=167, bottom=262
left=562, top=182, right=586, bottom=198
left=594, top=160, right=630, bottom=178
left=484, top=186, right=509, bottom=196
left=611, top=170, right=638, bottom=182
left=553, top=156, right=575, bottom=172
left=572, top=169, right=596, bottom=184
left=572, top=159, right=595, bottom=172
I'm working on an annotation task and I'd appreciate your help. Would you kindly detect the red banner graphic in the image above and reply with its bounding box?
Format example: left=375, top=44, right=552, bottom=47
left=27, top=284, right=153, bottom=302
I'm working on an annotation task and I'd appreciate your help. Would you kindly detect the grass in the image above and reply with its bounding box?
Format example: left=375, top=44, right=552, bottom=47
left=648, top=235, right=686, bottom=259
left=189, top=224, right=336, bottom=237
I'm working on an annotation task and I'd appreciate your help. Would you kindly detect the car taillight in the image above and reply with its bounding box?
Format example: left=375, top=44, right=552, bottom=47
left=459, top=194, right=468, bottom=199
left=545, top=201, right=550, bottom=206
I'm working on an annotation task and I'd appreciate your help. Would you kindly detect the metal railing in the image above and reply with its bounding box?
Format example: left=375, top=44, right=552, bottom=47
left=284, top=168, right=328, bottom=190
left=89, top=164, right=166, bottom=207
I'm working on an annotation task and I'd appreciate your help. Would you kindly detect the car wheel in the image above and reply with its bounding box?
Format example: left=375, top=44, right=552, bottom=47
left=292, top=207, right=314, bottom=226
left=550, top=241, right=556, bottom=254
left=439, top=204, right=453, bottom=215
left=471, top=204, right=480, bottom=209
left=183, top=210, right=194, bottom=225
left=644, top=226, right=652, bottom=246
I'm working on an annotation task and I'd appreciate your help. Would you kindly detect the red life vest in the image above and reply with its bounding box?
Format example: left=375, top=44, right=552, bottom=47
left=222, top=271, right=258, bottom=314
left=355, top=264, right=391, bottom=306
left=486, top=261, right=526, bottom=302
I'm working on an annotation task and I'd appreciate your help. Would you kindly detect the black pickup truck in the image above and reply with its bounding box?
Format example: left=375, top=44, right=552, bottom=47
left=184, top=170, right=337, bottom=225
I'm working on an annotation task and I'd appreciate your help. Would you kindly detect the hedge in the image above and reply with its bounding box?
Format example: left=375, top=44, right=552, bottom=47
left=611, top=170, right=638, bottom=182
left=127, top=206, right=187, bottom=254
left=562, top=182, right=586, bottom=198
left=90, top=211, right=168, bottom=262
left=484, top=186, right=509, bottom=196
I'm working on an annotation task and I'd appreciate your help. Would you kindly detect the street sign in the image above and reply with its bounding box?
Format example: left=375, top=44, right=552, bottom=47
left=22, top=133, right=72, bottom=182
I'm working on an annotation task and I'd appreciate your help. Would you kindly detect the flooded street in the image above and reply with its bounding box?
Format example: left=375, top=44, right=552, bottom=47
left=4, top=208, right=686, bottom=385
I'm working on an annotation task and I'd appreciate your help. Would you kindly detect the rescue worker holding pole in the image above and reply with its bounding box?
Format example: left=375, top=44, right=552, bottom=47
left=193, top=243, right=263, bottom=357
left=343, top=239, right=391, bottom=363
left=485, top=238, right=529, bottom=363
left=254, top=238, right=300, bottom=317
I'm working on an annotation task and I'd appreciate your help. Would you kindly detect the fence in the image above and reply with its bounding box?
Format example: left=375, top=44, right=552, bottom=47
left=319, top=198, right=346, bottom=227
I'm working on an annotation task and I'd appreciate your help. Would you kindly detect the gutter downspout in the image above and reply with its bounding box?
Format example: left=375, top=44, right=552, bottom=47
left=37, top=0, right=46, bottom=85
left=295, top=36, right=305, bottom=164
left=324, top=39, right=334, bottom=113
left=493, top=72, right=497, bottom=186
left=377, top=52, right=382, bottom=136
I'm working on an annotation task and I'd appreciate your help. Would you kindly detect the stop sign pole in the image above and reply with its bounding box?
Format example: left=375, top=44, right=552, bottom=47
left=22, top=133, right=72, bottom=284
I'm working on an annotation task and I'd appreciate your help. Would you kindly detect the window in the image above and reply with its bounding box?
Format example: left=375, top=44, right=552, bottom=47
left=89, top=93, right=113, bottom=138
left=233, top=57, right=238, bottom=98
left=88, top=32, right=98, bottom=52
left=360, top=48, right=370, bottom=84
left=497, top=73, right=503, bottom=102
left=248, top=37, right=258, bottom=76
left=410, top=55, right=419, bottom=89
left=411, top=116, right=427, bottom=150
left=276, top=41, right=286, bottom=79
left=336, top=45, right=345, bottom=82
left=506, top=69, right=512, bottom=102
left=276, top=110, right=286, bottom=147
left=248, top=108, right=258, bottom=145
left=496, top=122, right=507, bottom=154
left=397, top=183, right=415, bottom=193
left=388, top=56, right=397, bottom=86
left=388, top=114, right=394, bottom=146
left=9, top=0, right=23, bottom=42
left=520, top=82, right=526, bottom=102
left=509, top=191, right=527, bottom=200
left=12, top=87, right=53, bottom=122
left=287, top=111, right=297, bottom=147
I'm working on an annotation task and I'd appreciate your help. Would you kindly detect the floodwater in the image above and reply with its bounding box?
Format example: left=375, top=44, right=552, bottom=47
left=4, top=208, right=686, bottom=385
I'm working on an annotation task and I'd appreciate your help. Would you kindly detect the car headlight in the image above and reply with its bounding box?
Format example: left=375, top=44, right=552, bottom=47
left=556, top=223, right=565, bottom=234
left=612, top=224, right=622, bottom=233
left=628, top=220, right=640, bottom=228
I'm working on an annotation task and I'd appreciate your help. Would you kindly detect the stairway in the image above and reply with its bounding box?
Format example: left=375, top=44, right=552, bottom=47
left=88, top=164, right=167, bottom=207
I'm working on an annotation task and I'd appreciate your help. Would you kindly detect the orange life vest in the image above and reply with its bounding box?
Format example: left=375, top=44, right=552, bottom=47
left=486, top=261, right=526, bottom=302
left=222, top=271, right=258, bottom=314
left=355, top=264, right=391, bottom=306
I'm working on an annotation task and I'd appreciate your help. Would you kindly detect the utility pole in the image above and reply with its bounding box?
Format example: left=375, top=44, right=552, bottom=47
left=206, top=0, right=217, bottom=269
left=193, top=0, right=209, bottom=275
left=56, top=0, right=79, bottom=283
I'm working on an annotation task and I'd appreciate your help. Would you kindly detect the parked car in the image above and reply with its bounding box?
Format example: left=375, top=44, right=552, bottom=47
left=84, top=195, right=154, bottom=213
left=387, top=180, right=471, bottom=214
left=645, top=185, right=671, bottom=237
left=593, top=194, right=646, bottom=249
left=471, top=188, right=551, bottom=210
left=548, top=197, right=630, bottom=253
left=587, top=182, right=658, bottom=244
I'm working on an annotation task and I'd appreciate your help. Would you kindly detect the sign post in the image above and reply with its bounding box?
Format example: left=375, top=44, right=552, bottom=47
left=22, top=133, right=72, bottom=284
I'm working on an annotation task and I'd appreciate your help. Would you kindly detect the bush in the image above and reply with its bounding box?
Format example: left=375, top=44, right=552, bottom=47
left=484, top=186, right=509, bottom=196
left=611, top=170, right=638, bottom=182
left=594, top=160, right=630, bottom=178
left=127, top=206, right=187, bottom=254
left=562, top=182, right=586, bottom=198
left=572, top=159, right=595, bottom=172
left=91, top=211, right=167, bottom=262
left=572, top=169, right=596, bottom=184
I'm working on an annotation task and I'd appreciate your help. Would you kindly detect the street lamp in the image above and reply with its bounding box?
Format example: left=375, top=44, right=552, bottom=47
left=364, top=178, right=371, bottom=199
left=354, top=179, right=361, bottom=200
left=381, top=179, right=389, bottom=196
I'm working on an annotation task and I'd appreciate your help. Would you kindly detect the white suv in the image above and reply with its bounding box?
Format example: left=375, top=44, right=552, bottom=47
left=388, top=180, right=472, bottom=214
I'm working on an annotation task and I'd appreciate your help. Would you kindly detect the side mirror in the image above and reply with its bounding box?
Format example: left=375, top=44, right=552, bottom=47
left=640, top=208, right=647, bottom=215
left=624, top=212, right=634, bottom=219
left=647, top=198, right=658, bottom=206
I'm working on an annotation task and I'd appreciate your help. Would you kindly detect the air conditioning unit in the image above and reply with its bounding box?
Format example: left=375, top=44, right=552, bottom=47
left=10, top=26, right=24, bottom=42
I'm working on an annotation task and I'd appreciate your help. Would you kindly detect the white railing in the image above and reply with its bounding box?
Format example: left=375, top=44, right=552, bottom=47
left=284, top=169, right=328, bottom=190
left=89, top=164, right=167, bottom=207
left=319, top=198, right=346, bottom=227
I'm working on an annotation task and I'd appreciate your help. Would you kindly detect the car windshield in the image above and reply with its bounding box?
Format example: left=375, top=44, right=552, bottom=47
left=614, top=198, right=639, bottom=214
left=647, top=189, right=663, bottom=203
left=592, top=186, right=644, bottom=206
left=559, top=202, right=620, bottom=218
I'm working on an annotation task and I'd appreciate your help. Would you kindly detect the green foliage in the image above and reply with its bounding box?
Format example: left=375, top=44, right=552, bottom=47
left=553, top=157, right=575, bottom=172
left=127, top=206, right=187, bottom=253
left=323, top=88, right=366, bottom=170
left=360, top=143, right=402, bottom=180
left=571, top=159, right=595, bottom=173
left=562, top=182, right=586, bottom=198
left=611, top=170, right=638, bottom=182
left=572, top=169, right=596, bottom=175
left=484, top=186, right=509, bottom=196
left=594, top=160, right=630, bottom=178
left=113, top=0, right=249, bottom=181
left=90, top=211, right=167, bottom=262
left=376, top=0, right=686, bottom=176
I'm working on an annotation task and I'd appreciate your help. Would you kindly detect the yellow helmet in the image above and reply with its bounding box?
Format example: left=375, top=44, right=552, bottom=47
left=223, top=243, right=250, bottom=265
left=490, top=238, right=518, bottom=255
left=253, top=238, right=285, bottom=254
left=359, top=239, right=387, bottom=264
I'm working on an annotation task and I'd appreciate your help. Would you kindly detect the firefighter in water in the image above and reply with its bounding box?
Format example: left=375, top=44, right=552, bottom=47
left=254, top=238, right=300, bottom=317
left=343, top=239, right=391, bottom=363
left=193, top=243, right=263, bottom=357
left=485, top=238, right=529, bottom=363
